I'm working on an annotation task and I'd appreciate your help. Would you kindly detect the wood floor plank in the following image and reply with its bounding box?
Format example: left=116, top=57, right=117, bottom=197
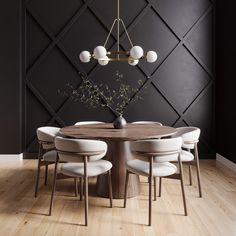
left=0, top=158, right=235, bottom=236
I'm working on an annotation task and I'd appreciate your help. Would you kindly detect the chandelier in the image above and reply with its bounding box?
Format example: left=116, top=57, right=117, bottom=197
left=79, top=0, right=158, bottom=66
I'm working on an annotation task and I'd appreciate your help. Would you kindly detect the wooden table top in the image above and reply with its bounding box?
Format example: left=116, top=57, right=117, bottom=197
left=60, top=123, right=176, bottom=141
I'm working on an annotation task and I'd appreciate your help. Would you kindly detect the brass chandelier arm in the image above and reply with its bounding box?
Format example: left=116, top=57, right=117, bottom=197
left=120, top=19, right=134, bottom=48
left=103, top=0, right=133, bottom=59
left=97, top=55, right=145, bottom=62
left=106, top=58, right=130, bottom=62
left=107, top=51, right=130, bottom=55
left=104, top=19, right=118, bottom=48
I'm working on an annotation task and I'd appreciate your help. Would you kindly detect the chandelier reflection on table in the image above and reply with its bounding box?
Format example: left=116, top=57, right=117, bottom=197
left=79, top=0, right=158, bottom=66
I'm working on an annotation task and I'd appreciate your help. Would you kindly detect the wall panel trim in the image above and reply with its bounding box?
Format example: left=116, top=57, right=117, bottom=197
left=216, top=153, right=236, bottom=173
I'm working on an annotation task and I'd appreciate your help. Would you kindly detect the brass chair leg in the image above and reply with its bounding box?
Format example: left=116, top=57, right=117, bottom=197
left=107, top=170, right=113, bottom=208
left=124, top=170, right=129, bottom=208
left=49, top=157, right=59, bottom=216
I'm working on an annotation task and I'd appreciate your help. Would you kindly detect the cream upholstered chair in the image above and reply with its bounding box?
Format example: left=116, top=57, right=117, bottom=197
left=124, top=137, right=190, bottom=226
left=132, top=121, right=162, bottom=186
left=49, top=136, right=113, bottom=226
left=170, top=127, right=202, bottom=197
left=74, top=121, right=106, bottom=198
left=35, top=127, right=79, bottom=198
left=132, top=121, right=162, bottom=126
left=35, top=126, right=60, bottom=197
left=75, top=121, right=105, bottom=125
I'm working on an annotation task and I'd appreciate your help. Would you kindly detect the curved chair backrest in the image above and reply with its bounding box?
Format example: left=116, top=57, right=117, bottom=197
left=74, top=121, right=105, bottom=126
left=132, top=121, right=162, bottom=126
left=171, top=127, right=200, bottom=149
left=36, top=126, right=60, bottom=149
left=131, top=137, right=182, bottom=163
left=55, top=136, right=107, bottom=163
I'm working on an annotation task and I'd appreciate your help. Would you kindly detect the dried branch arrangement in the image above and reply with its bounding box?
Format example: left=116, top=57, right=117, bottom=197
left=59, top=71, right=144, bottom=116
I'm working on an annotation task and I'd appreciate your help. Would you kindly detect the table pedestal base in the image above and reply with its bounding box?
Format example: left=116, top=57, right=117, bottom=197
left=97, top=140, right=140, bottom=199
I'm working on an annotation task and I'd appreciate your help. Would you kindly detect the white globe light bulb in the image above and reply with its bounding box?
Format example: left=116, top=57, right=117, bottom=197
left=93, top=46, right=107, bottom=59
left=98, top=56, right=109, bottom=66
left=79, top=51, right=91, bottom=63
left=130, top=46, right=144, bottom=59
left=128, top=57, right=139, bottom=66
left=146, top=51, right=158, bottom=63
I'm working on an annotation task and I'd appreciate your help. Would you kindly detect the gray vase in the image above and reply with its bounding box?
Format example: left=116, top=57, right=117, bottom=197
left=113, top=116, right=127, bottom=129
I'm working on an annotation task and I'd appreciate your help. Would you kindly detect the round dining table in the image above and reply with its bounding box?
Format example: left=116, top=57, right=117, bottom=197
left=60, top=123, right=176, bottom=199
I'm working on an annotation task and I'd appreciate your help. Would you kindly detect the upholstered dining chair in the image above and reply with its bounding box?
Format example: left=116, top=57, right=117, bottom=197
left=124, top=137, right=190, bottom=226
left=170, top=127, right=202, bottom=197
left=49, top=136, right=113, bottom=226
left=35, top=127, right=79, bottom=198
left=132, top=121, right=162, bottom=187
left=35, top=126, right=60, bottom=197
left=74, top=121, right=106, bottom=198
left=132, top=121, right=162, bottom=126
left=75, top=121, right=105, bottom=125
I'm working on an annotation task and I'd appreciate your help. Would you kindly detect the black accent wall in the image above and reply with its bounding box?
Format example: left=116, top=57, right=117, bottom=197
left=216, top=1, right=236, bottom=163
left=0, top=0, right=24, bottom=153
left=1, top=0, right=216, bottom=158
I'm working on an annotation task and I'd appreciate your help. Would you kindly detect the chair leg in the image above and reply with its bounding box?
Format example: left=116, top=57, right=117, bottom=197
left=34, top=158, right=41, bottom=197
left=80, top=177, right=83, bottom=201
left=49, top=158, right=59, bottom=216
left=189, top=165, right=192, bottom=186
left=34, top=155, right=42, bottom=198
left=74, top=178, right=78, bottom=197
left=159, top=177, right=162, bottom=197
left=107, top=170, right=113, bottom=208
left=44, top=164, right=48, bottom=186
left=178, top=155, right=187, bottom=216
left=84, top=157, right=88, bottom=226
left=154, top=177, right=157, bottom=201
left=195, top=144, right=202, bottom=198
left=148, top=157, right=153, bottom=226
left=123, top=170, right=130, bottom=208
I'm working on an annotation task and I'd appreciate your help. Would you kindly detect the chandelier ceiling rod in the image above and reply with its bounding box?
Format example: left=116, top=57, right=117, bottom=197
left=117, top=0, right=120, bottom=59
left=104, top=0, right=134, bottom=52
left=79, top=0, right=158, bottom=66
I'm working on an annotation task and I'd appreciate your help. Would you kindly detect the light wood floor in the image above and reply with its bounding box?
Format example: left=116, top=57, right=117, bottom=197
left=0, top=157, right=235, bottom=236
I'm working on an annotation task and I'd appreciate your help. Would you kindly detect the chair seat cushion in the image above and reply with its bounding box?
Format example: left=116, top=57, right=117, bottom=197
left=126, top=160, right=177, bottom=177
left=43, top=150, right=57, bottom=162
left=61, top=160, right=112, bottom=177
left=180, top=150, right=194, bottom=162
left=182, top=142, right=194, bottom=149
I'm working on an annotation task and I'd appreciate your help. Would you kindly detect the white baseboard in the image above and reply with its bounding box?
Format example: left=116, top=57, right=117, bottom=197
left=0, top=153, right=23, bottom=159
left=216, top=153, right=236, bottom=173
